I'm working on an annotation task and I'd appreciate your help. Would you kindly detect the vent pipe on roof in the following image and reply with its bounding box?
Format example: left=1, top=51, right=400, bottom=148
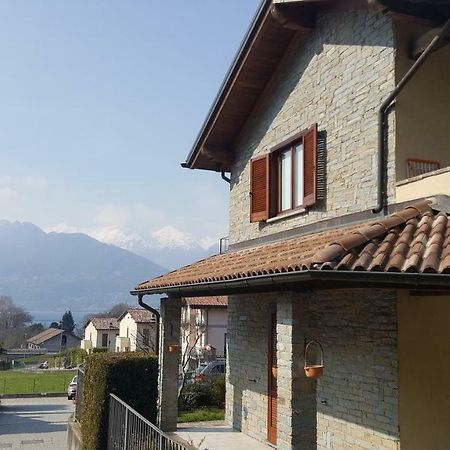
left=373, top=19, right=450, bottom=215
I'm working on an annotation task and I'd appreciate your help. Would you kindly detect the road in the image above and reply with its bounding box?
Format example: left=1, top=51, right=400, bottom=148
left=0, top=397, right=74, bottom=449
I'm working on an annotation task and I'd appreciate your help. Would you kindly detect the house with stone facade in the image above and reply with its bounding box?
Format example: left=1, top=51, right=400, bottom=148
left=132, top=1, right=450, bottom=449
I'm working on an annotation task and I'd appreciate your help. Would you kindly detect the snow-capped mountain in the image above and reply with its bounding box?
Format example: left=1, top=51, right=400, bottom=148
left=89, top=225, right=219, bottom=269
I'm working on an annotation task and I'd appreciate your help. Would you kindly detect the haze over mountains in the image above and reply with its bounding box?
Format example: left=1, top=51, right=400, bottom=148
left=0, top=220, right=218, bottom=322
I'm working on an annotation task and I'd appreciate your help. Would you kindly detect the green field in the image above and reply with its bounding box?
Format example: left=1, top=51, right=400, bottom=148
left=0, top=370, right=77, bottom=394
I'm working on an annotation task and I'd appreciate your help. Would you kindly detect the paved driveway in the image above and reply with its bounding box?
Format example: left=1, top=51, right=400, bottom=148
left=0, top=397, right=74, bottom=449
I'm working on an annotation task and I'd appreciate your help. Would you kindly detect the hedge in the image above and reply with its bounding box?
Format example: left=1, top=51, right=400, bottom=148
left=81, top=352, right=158, bottom=450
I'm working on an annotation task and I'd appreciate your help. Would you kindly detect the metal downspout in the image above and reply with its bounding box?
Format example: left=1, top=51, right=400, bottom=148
left=373, top=19, right=450, bottom=214
left=221, top=172, right=231, bottom=183
left=138, top=293, right=160, bottom=357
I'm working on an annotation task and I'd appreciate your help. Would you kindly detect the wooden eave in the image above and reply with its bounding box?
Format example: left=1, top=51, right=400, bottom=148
left=185, top=0, right=309, bottom=173
left=185, top=0, right=450, bottom=173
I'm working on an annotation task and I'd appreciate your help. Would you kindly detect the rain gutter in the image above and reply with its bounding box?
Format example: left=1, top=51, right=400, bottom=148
left=137, top=294, right=160, bottom=357
left=131, top=270, right=450, bottom=297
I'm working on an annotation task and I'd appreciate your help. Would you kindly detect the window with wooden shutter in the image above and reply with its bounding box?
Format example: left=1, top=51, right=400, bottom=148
left=271, top=124, right=318, bottom=215
left=250, top=155, right=270, bottom=222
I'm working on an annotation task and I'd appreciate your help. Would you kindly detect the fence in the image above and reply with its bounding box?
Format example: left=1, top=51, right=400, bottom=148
left=108, top=393, right=193, bottom=450
left=75, top=367, right=85, bottom=422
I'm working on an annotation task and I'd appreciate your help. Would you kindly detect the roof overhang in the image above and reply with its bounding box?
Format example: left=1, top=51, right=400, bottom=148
left=184, top=0, right=450, bottom=173
left=131, top=270, right=450, bottom=297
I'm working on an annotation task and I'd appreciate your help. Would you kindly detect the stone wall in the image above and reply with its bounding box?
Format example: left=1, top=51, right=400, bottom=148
left=226, top=289, right=399, bottom=450
left=229, top=10, right=396, bottom=245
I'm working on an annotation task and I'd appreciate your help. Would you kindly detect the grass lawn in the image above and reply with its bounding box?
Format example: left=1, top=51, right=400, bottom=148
left=0, top=370, right=76, bottom=395
left=178, top=408, right=225, bottom=423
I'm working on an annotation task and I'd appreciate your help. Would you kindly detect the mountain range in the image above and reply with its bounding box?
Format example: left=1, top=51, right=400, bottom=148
left=0, top=220, right=217, bottom=322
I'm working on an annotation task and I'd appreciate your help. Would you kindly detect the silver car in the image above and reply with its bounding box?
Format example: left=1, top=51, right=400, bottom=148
left=67, top=375, right=77, bottom=400
left=195, top=360, right=226, bottom=382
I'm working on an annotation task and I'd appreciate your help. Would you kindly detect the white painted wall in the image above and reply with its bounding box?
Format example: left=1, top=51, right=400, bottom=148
left=117, top=313, right=157, bottom=352
left=83, top=322, right=118, bottom=352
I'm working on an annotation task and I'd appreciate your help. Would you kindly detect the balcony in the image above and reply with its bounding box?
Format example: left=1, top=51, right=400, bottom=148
left=115, top=337, right=130, bottom=352
left=396, top=166, right=450, bottom=203
left=81, top=339, right=92, bottom=352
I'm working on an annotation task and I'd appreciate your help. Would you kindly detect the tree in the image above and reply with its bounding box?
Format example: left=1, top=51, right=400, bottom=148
left=178, top=317, right=206, bottom=397
left=49, top=321, right=60, bottom=329
left=0, top=296, right=33, bottom=348
left=61, top=311, right=75, bottom=333
left=25, top=323, right=45, bottom=336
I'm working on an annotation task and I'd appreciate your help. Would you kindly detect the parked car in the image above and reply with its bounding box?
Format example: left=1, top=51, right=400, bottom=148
left=67, top=375, right=77, bottom=400
left=195, top=359, right=226, bottom=382
left=39, top=360, right=48, bottom=369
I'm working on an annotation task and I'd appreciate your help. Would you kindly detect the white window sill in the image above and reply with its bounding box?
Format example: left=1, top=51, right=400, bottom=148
left=265, top=207, right=306, bottom=224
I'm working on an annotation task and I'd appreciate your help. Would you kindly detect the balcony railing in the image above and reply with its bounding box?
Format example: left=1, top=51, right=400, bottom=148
left=108, top=393, right=193, bottom=450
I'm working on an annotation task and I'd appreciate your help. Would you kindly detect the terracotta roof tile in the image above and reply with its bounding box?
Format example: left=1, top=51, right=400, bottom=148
left=135, top=201, right=450, bottom=292
left=87, top=317, right=119, bottom=330
left=119, top=308, right=156, bottom=323
left=27, top=328, right=63, bottom=345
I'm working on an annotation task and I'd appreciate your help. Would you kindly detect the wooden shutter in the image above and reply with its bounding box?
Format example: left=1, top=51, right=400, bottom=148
left=250, top=155, right=270, bottom=222
left=303, top=123, right=318, bottom=207
left=267, top=311, right=277, bottom=445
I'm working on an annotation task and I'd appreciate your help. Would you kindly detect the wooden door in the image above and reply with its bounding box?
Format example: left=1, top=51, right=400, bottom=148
left=267, top=311, right=277, bottom=445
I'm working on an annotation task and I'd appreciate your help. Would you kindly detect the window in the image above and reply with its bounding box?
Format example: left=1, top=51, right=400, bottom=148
left=101, top=333, right=108, bottom=347
left=250, top=124, right=318, bottom=222
left=142, top=328, right=150, bottom=347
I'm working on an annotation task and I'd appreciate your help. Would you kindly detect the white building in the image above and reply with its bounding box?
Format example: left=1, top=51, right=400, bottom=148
left=116, top=308, right=157, bottom=352
left=181, top=296, right=228, bottom=369
left=82, top=317, right=119, bottom=353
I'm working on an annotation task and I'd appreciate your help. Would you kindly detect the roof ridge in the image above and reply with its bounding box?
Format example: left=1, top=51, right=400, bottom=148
left=312, top=201, right=432, bottom=264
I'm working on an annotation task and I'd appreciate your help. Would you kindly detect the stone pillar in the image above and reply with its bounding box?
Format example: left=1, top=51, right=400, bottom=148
left=158, top=297, right=181, bottom=432
left=277, top=295, right=317, bottom=450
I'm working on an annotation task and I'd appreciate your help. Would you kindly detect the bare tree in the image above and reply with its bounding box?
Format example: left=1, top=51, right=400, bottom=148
left=0, top=296, right=32, bottom=348
left=131, top=327, right=157, bottom=354
left=178, top=319, right=207, bottom=397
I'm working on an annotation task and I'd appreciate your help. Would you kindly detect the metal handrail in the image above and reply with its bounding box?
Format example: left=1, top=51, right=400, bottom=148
left=108, top=393, right=194, bottom=450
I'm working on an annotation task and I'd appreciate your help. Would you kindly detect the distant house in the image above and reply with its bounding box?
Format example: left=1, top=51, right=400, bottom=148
left=181, top=296, right=228, bottom=369
left=116, top=308, right=157, bottom=353
left=82, top=317, right=119, bottom=353
left=28, top=328, right=81, bottom=352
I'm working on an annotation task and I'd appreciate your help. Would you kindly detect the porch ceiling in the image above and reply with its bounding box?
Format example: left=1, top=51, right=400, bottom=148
left=132, top=201, right=450, bottom=297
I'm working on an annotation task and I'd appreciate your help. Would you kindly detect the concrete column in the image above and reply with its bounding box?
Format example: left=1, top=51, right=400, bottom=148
left=158, top=297, right=181, bottom=432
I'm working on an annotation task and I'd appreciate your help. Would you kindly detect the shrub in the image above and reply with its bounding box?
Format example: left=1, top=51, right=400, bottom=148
left=210, top=378, right=226, bottom=408
left=81, top=352, right=157, bottom=450
left=92, top=347, right=108, bottom=354
left=178, top=378, right=226, bottom=411
left=178, top=381, right=212, bottom=411
left=65, top=348, right=88, bottom=367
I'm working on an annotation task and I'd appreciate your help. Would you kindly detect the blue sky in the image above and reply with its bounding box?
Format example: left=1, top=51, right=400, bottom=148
left=0, top=1, right=260, bottom=249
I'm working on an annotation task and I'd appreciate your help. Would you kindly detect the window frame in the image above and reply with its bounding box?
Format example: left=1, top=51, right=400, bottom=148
left=270, top=128, right=310, bottom=215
